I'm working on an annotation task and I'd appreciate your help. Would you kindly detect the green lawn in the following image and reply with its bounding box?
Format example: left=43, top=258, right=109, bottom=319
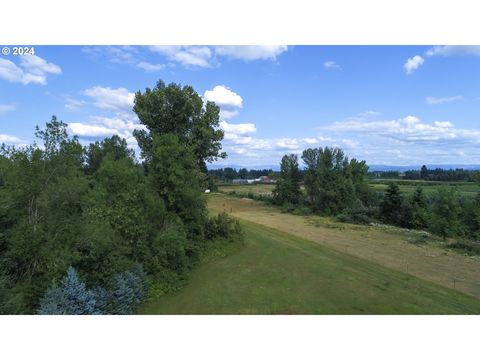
left=140, top=219, right=480, bottom=315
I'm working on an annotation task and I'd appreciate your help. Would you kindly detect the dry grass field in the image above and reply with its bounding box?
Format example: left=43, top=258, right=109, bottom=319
left=208, top=193, right=480, bottom=299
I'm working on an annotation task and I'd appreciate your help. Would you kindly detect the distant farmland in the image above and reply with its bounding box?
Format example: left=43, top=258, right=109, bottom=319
left=218, top=180, right=478, bottom=198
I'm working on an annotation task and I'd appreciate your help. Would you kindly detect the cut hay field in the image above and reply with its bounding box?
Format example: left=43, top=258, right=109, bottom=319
left=218, top=181, right=479, bottom=198
left=140, top=194, right=480, bottom=314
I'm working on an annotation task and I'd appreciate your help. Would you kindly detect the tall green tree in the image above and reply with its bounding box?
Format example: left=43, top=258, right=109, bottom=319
left=420, top=165, right=428, bottom=180
left=133, top=80, right=226, bottom=172
left=411, top=186, right=428, bottom=229
left=301, top=147, right=367, bottom=214
left=273, top=154, right=301, bottom=206
left=380, top=183, right=403, bottom=225
left=430, top=187, right=460, bottom=241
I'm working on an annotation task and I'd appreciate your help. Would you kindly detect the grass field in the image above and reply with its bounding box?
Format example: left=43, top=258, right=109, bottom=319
left=140, top=217, right=480, bottom=314
left=218, top=183, right=276, bottom=196
left=369, top=182, right=479, bottom=197
left=140, top=193, right=480, bottom=314
left=218, top=181, right=479, bottom=198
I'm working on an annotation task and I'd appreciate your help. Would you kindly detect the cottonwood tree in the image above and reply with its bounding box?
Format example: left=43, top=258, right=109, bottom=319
left=301, top=147, right=368, bottom=214
left=133, top=80, right=226, bottom=172
left=273, top=154, right=301, bottom=206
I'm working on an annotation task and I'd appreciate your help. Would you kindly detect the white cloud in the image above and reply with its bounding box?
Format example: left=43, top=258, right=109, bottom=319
left=303, top=137, right=318, bottom=144
left=341, top=139, right=359, bottom=148
left=149, top=46, right=213, bottom=68
left=0, top=55, right=61, bottom=85
left=425, top=95, right=463, bottom=105
left=426, top=45, right=480, bottom=57
left=0, top=104, right=15, bottom=115
left=323, top=61, right=341, bottom=69
left=136, top=61, right=165, bottom=72
left=0, top=133, right=23, bottom=144
left=323, top=115, right=480, bottom=144
left=204, top=85, right=243, bottom=108
left=19, top=55, right=62, bottom=76
left=220, top=120, right=256, bottom=138
left=404, top=55, right=424, bottom=74
left=82, top=46, right=139, bottom=64
left=219, top=109, right=239, bottom=119
left=214, top=46, right=288, bottom=61
left=64, top=98, right=86, bottom=111
left=147, top=45, right=288, bottom=69
left=83, top=86, right=135, bottom=112
left=68, top=123, right=118, bottom=137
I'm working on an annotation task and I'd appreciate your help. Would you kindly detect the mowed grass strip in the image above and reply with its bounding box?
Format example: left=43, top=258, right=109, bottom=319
left=208, top=194, right=480, bottom=299
left=140, top=220, right=480, bottom=314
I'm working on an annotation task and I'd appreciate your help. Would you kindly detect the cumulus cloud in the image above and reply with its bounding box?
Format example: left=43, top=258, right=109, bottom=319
left=426, top=45, right=480, bottom=57
left=0, top=133, right=24, bottom=145
left=214, top=46, right=288, bottom=61
left=82, top=46, right=139, bottom=64
left=220, top=120, right=256, bottom=137
left=404, top=55, right=424, bottom=74
left=68, top=123, right=118, bottom=137
left=149, top=46, right=213, bottom=68
left=323, top=115, right=479, bottom=144
left=323, top=61, right=341, bottom=69
left=64, top=98, right=86, bottom=112
left=204, top=85, right=243, bottom=108
left=0, top=104, right=15, bottom=115
left=67, top=85, right=144, bottom=153
left=425, top=95, right=463, bottom=105
left=83, top=86, right=135, bottom=112
left=136, top=61, right=165, bottom=72
left=147, top=45, right=288, bottom=69
left=0, top=55, right=62, bottom=85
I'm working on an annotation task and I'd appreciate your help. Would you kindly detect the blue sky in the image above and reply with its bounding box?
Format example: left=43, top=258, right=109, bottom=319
left=1, top=45, right=480, bottom=167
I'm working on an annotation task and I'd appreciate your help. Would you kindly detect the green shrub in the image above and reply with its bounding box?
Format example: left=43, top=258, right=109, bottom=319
left=446, top=240, right=480, bottom=255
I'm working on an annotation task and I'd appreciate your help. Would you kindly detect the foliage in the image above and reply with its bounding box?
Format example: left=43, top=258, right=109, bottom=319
left=110, top=265, right=148, bottom=315
left=429, top=187, right=461, bottom=241
left=301, top=147, right=369, bottom=215
left=0, top=80, right=240, bottom=314
left=379, top=183, right=403, bottom=226
left=133, top=80, right=226, bottom=172
left=411, top=187, right=429, bottom=229
left=273, top=154, right=302, bottom=206
left=38, top=266, right=101, bottom=315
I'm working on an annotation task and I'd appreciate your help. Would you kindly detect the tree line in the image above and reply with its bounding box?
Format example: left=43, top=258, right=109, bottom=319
left=0, top=80, right=243, bottom=314
left=208, top=168, right=274, bottom=182
left=272, top=149, right=480, bottom=252
left=369, top=166, right=479, bottom=182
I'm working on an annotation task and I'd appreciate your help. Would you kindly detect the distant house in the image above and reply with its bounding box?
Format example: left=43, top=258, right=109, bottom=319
left=257, top=176, right=274, bottom=184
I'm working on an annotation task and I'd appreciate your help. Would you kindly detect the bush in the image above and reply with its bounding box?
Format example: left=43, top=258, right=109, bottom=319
left=337, top=201, right=376, bottom=225
left=110, top=265, right=148, bottom=315
left=446, top=240, right=480, bottom=255
left=206, top=212, right=244, bottom=243
left=281, top=203, right=297, bottom=213
left=38, top=266, right=103, bottom=315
